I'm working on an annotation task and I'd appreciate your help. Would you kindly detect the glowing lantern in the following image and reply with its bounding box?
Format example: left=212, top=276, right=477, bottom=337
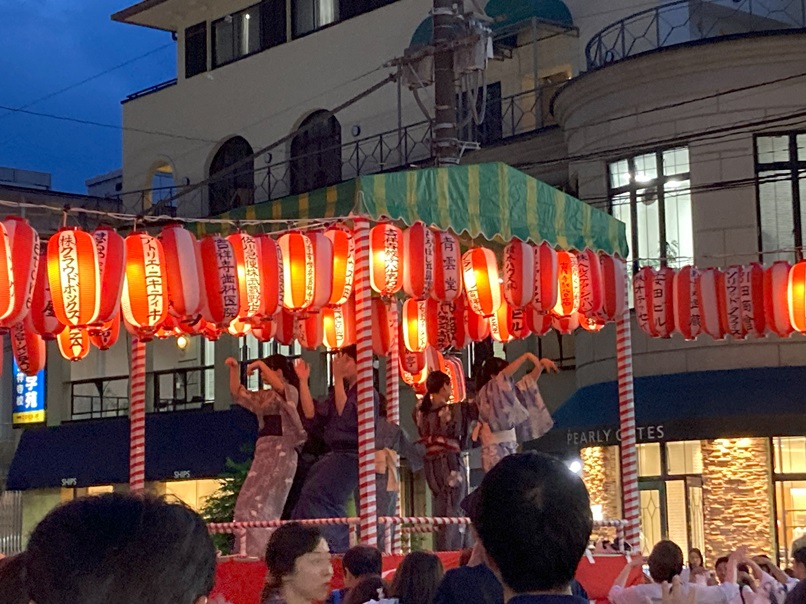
left=306, top=231, right=334, bottom=312
left=466, top=306, right=490, bottom=342
left=553, top=252, right=580, bottom=317
left=697, top=268, right=727, bottom=340
left=402, top=298, right=437, bottom=353
left=435, top=302, right=458, bottom=351
left=274, top=309, right=296, bottom=346
left=673, top=266, right=701, bottom=341
left=160, top=225, right=201, bottom=319
left=155, top=313, right=179, bottom=339
left=57, top=326, right=90, bottom=362
left=462, top=248, right=501, bottom=318
left=29, top=246, right=64, bottom=340
left=648, top=267, right=675, bottom=338
left=198, top=235, right=239, bottom=328
left=506, top=306, right=531, bottom=341
left=1, top=217, right=40, bottom=328
left=577, top=249, right=604, bottom=317
left=227, top=317, right=252, bottom=337
left=527, top=307, right=553, bottom=336
left=740, top=263, right=766, bottom=338
left=278, top=232, right=317, bottom=312
left=0, top=223, right=13, bottom=324
left=491, top=301, right=529, bottom=342
left=93, top=227, right=126, bottom=325
left=789, top=260, right=806, bottom=333
left=443, top=356, right=466, bottom=402
left=599, top=254, right=628, bottom=322
left=370, top=224, right=403, bottom=297
left=228, top=232, right=262, bottom=321
left=402, top=223, right=435, bottom=300
left=121, top=233, right=169, bottom=339
left=252, top=318, right=277, bottom=342
left=400, top=360, right=427, bottom=395
left=431, top=230, right=463, bottom=302
left=532, top=242, right=558, bottom=314
left=323, top=298, right=356, bottom=350
left=503, top=241, right=534, bottom=309
left=199, top=320, right=222, bottom=342
left=325, top=227, right=354, bottom=306
left=723, top=266, right=746, bottom=339
left=371, top=298, right=392, bottom=356
left=90, top=314, right=121, bottom=351
left=450, top=297, right=469, bottom=349
left=633, top=266, right=652, bottom=336
left=256, top=234, right=283, bottom=318
left=401, top=349, right=426, bottom=375
left=765, top=261, right=792, bottom=338
left=424, top=346, right=447, bottom=375
left=552, top=314, right=579, bottom=335
left=47, top=227, right=100, bottom=329
left=578, top=313, right=606, bottom=333
left=11, top=323, right=46, bottom=376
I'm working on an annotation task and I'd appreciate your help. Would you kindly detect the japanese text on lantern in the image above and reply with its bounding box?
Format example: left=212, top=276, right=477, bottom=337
left=652, top=271, right=667, bottom=332
left=243, top=236, right=262, bottom=316
left=424, top=229, right=434, bottom=291
left=442, top=237, right=458, bottom=294
left=504, top=246, right=517, bottom=301
left=578, top=257, right=592, bottom=312
left=96, top=230, right=108, bottom=264
left=144, top=238, right=164, bottom=321
left=59, top=231, right=81, bottom=323
left=217, top=240, right=239, bottom=316
left=725, top=267, right=742, bottom=335
left=462, top=254, right=481, bottom=311
left=436, top=302, right=455, bottom=350
left=12, top=327, right=30, bottom=373
left=384, top=229, right=399, bottom=294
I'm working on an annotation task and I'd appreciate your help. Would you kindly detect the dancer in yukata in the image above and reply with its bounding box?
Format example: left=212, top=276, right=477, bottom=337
left=473, top=352, right=556, bottom=472
left=292, top=345, right=379, bottom=553
left=225, top=354, right=307, bottom=558
left=415, top=370, right=478, bottom=551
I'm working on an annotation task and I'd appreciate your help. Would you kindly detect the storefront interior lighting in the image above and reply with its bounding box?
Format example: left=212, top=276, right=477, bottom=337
left=568, top=459, right=582, bottom=474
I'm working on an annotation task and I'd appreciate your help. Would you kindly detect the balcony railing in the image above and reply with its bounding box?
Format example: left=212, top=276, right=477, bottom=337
left=586, top=0, right=806, bottom=70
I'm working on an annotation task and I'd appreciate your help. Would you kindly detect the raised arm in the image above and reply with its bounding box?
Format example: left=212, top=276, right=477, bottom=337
left=613, top=556, right=645, bottom=589
left=501, top=352, right=538, bottom=378
left=332, top=354, right=348, bottom=416
left=294, top=359, right=316, bottom=420
left=226, top=357, right=259, bottom=414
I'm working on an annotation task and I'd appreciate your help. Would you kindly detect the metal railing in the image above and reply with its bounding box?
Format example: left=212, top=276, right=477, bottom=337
left=0, top=490, right=23, bottom=556
left=153, top=366, right=215, bottom=412
left=71, top=376, right=130, bottom=420
left=586, top=0, right=806, bottom=70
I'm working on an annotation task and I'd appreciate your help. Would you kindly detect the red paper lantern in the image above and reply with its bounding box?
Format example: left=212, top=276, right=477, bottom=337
left=553, top=251, right=580, bottom=318
left=90, top=314, right=121, bottom=351
left=401, top=348, right=426, bottom=375
left=47, top=227, right=100, bottom=329
left=443, top=356, right=466, bottom=403
left=307, top=231, right=334, bottom=312
left=228, top=232, right=262, bottom=321
left=29, top=245, right=64, bottom=340
left=450, top=297, right=469, bottom=349
left=1, top=217, right=40, bottom=329
left=325, top=227, right=354, bottom=306
left=532, top=242, right=558, bottom=314
left=274, top=309, right=297, bottom=346
left=489, top=299, right=513, bottom=343
left=255, top=234, right=283, bottom=318
left=552, top=314, right=579, bottom=335
left=578, top=313, right=606, bottom=333
left=577, top=249, right=604, bottom=317
left=740, top=263, right=766, bottom=338
left=198, top=235, right=240, bottom=328
left=252, top=318, right=277, bottom=342
left=11, top=323, right=46, bottom=376
left=161, top=225, right=202, bottom=319
left=371, top=298, right=392, bottom=355
left=278, top=232, right=315, bottom=311
left=400, top=359, right=427, bottom=395
left=435, top=302, right=456, bottom=351
left=599, top=254, right=627, bottom=322
left=370, top=224, right=403, bottom=297
left=466, top=305, right=490, bottom=342
left=462, top=248, right=501, bottom=318
left=57, top=326, right=90, bottom=362
left=503, top=241, right=534, bottom=309
left=200, top=319, right=222, bottom=342
left=697, top=268, right=727, bottom=340
left=648, top=266, right=675, bottom=338
left=402, top=298, right=437, bottom=353
left=121, top=232, right=169, bottom=339
left=227, top=317, right=253, bottom=337
left=424, top=346, right=447, bottom=375
left=633, top=266, right=652, bottom=336
left=527, top=308, right=553, bottom=336
left=765, top=261, right=792, bottom=338
left=788, top=260, right=806, bottom=334
left=93, top=227, right=126, bottom=325
left=402, top=223, right=435, bottom=300
left=673, top=266, right=701, bottom=341
left=431, top=230, right=463, bottom=302
left=323, top=298, right=356, bottom=350
left=723, top=266, right=746, bottom=339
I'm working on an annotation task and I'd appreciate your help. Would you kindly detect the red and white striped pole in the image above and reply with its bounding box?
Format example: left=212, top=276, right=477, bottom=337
left=615, top=261, right=639, bottom=546
left=386, top=300, right=403, bottom=554
left=354, top=217, right=377, bottom=546
left=129, top=338, right=146, bottom=492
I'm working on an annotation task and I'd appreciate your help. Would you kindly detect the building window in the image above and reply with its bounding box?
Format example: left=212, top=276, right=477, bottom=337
left=290, top=111, right=342, bottom=194
left=293, top=0, right=338, bottom=37
left=212, top=5, right=262, bottom=67
left=208, top=136, right=255, bottom=216
left=608, top=147, right=693, bottom=271
left=773, top=436, right=806, bottom=562
left=164, top=479, right=224, bottom=512
left=184, top=21, right=207, bottom=78
left=755, top=132, right=806, bottom=261
left=340, top=0, right=397, bottom=20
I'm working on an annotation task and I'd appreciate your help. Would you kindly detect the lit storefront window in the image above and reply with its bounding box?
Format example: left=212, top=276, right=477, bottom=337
left=773, top=437, right=806, bottom=561
left=164, top=479, right=224, bottom=512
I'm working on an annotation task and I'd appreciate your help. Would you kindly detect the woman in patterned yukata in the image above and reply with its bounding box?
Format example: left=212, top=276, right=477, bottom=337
left=473, top=352, right=556, bottom=472
left=225, top=355, right=307, bottom=558
left=415, top=370, right=478, bottom=551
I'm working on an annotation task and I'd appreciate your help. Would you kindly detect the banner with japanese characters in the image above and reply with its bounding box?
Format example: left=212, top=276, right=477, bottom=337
left=12, top=358, right=46, bottom=425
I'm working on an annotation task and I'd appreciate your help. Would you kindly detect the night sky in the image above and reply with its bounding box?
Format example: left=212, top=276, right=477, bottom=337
left=0, top=1, right=176, bottom=193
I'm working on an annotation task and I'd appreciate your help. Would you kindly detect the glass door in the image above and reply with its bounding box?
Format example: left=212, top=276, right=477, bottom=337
left=640, top=481, right=666, bottom=555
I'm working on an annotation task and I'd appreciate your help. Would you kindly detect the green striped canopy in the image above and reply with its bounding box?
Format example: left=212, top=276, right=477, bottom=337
left=200, top=162, right=628, bottom=256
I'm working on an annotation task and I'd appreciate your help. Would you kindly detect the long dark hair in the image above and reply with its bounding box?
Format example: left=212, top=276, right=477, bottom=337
left=263, top=354, right=300, bottom=390
left=390, top=551, right=444, bottom=604
left=475, top=357, right=509, bottom=393
left=420, top=371, right=451, bottom=413
left=261, top=523, right=323, bottom=599
left=343, top=575, right=389, bottom=604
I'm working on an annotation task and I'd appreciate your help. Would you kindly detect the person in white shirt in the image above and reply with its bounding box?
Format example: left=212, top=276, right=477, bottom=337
left=609, top=541, right=742, bottom=604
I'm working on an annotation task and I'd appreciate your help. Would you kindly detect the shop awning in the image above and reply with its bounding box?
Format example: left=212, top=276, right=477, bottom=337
left=6, top=407, right=258, bottom=490
left=528, top=366, right=806, bottom=453
left=200, top=163, right=629, bottom=257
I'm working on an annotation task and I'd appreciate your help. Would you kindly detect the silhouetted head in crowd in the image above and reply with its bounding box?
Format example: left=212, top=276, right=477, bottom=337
left=648, top=541, right=684, bottom=584
left=0, top=553, right=28, bottom=604
left=474, top=451, right=593, bottom=598
left=344, top=575, right=389, bottom=604
left=342, top=545, right=382, bottom=588
left=420, top=371, right=451, bottom=413
left=25, top=493, right=216, bottom=604
left=791, top=546, right=806, bottom=581
left=262, top=523, right=333, bottom=603
left=476, top=357, right=509, bottom=392
left=390, top=551, right=444, bottom=604
left=263, top=354, right=301, bottom=390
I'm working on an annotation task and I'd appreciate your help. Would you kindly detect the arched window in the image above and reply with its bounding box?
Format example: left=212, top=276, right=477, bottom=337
left=290, top=111, right=341, bottom=195
left=208, top=136, right=254, bottom=216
